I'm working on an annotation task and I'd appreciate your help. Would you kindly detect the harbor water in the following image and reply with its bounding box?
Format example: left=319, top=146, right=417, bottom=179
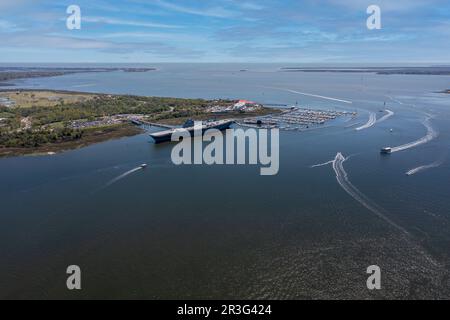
left=1, top=64, right=449, bottom=299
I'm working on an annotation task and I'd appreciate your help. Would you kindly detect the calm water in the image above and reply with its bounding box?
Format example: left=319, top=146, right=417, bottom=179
left=1, top=64, right=450, bottom=299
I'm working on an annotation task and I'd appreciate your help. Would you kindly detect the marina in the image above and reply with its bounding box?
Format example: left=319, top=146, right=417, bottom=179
left=237, top=107, right=356, bottom=130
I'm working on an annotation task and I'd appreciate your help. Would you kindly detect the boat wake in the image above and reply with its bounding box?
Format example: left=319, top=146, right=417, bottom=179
left=284, top=89, right=353, bottom=104
left=355, top=109, right=394, bottom=131
left=103, top=166, right=144, bottom=188
left=355, top=112, right=377, bottom=131
left=311, top=154, right=441, bottom=266
left=71, top=83, right=96, bottom=88
left=406, top=159, right=445, bottom=176
left=345, top=122, right=361, bottom=128
left=263, top=86, right=353, bottom=104
left=377, top=109, right=394, bottom=124
left=313, top=153, right=410, bottom=236
left=391, top=118, right=438, bottom=153
left=386, top=95, right=433, bottom=117
left=310, top=160, right=334, bottom=168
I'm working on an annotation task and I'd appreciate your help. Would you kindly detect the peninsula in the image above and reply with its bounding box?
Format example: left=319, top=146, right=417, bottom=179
left=0, top=67, right=156, bottom=87
left=280, top=66, right=450, bottom=76
left=0, top=90, right=278, bottom=157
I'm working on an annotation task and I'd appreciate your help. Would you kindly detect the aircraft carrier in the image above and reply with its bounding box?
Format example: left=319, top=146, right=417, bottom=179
left=150, top=119, right=234, bottom=144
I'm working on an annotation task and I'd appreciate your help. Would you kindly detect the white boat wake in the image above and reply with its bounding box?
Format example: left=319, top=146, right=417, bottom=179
left=355, top=112, right=377, bottom=131
left=406, top=159, right=444, bottom=176
left=263, top=86, right=353, bottom=104
left=386, top=95, right=433, bottom=117
left=72, top=83, right=96, bottom=88
left=391, top=118, right=438, bottom=153
left=310, top=160, right=334, bottom=168
left=355, top=109, right=394, bottom=131
left=345, top=122, right=361, bottom=128
left=312, top=153, right=410, bottom=236
left=284, top=89, right=353, bottom=104
left=104, top=166, right=144, bottom=188
left=311, top=153, right=440, bottom=266
left=377, top=109, right=394, bottom=124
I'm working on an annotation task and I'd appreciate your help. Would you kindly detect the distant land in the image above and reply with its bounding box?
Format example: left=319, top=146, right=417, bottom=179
left=280, top=66, right=450, bottom=75
left=0, top=67, right=156, bottom=86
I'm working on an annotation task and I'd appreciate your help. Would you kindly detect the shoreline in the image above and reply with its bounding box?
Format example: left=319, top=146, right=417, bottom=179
left=0, top=67, right=157, bottom=87
left=0, top=124, right=143, bottom=158
left=279, top=66, right=450, bottom=76
left=0, top=89, right=280, bottom=158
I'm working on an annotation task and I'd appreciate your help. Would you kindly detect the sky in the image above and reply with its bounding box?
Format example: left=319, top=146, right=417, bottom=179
left=0, top=0, right=449, bottom=64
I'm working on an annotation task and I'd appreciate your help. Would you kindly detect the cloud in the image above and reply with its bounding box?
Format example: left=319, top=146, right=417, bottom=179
left=226, top=0, right=265, bottom=11
left=151, top=0, right=238, bottom=18
left=0, top=33, right=203, bottom=58
left=0, top=0, right=448, bottom=63
left=83, top=16, right=182, bottom=29
left=215, top=24, right=339, bottom=44
left=0, top=19, right=25, bottom=33
left=0, top=20, right=16, bottom=30
left=1, top=34, right=111, bottom=49
left=238, top=2, right=265, bottom=10
left=328, top=0, right=444, bottom=12
left=0, top=0, right=35, bottom=11
left=99, top=31, right=205, bottom=42
left=87, top=2, right=168, bottom=16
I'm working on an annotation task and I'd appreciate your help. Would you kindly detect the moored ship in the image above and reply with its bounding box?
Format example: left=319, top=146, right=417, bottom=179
left=150, top=119, right=234, bottom=144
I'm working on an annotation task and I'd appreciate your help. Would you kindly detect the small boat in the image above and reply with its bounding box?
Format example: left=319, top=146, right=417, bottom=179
left=381, top=147, right=392, bottom=154
left=140, top=164, right=148, bottom=169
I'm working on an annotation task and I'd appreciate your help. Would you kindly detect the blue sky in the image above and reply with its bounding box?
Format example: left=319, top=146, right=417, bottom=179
left=0, top=0, right=449, bottom=63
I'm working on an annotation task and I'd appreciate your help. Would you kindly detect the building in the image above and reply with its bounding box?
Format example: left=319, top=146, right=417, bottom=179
left=233, top=100, right=261, bottom=111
